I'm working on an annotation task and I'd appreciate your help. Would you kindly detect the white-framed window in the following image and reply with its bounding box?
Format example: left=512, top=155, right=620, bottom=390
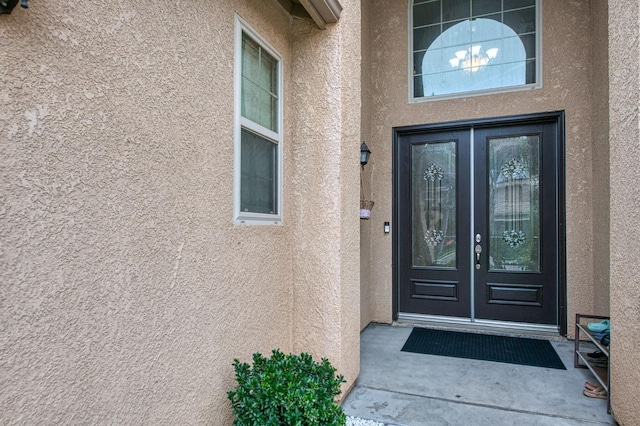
left=410, top=0, right=541, bottom=101
left=234, top=15, right=283, bottom=224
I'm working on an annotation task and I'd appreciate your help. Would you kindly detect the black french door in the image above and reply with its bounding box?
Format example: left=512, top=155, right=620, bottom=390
left=394, top=113, right=564, bottom=326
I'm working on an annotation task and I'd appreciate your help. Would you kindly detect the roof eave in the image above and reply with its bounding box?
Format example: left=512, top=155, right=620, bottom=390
left=298, top=0, right=342, bottom=29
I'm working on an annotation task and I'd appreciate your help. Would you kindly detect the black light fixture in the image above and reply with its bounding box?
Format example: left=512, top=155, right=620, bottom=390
left=360, top=141, right=371, bottom=169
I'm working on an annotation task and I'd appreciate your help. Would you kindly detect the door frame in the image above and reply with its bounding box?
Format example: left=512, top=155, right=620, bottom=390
left=392, top=111, right=567, bottom=335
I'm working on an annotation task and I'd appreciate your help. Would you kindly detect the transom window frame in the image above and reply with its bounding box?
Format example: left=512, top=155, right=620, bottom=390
left=234, top=15, right=284, bottom=224
left=408, top=0, right=542, bottom=102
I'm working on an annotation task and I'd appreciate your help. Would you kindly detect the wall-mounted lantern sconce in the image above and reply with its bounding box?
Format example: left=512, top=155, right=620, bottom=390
left=0, top=0, right=28, bottom=15
left=360, top=141, right=371, bottom=170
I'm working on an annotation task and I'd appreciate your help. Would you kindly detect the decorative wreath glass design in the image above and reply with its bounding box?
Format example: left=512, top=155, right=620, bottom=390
left=424, top=164, right=444, bottom=182
left=500, top=158, right=528, bottom=180
left=503, top=230, right=526, bottom=248
left=424, top=229, right=444, bottom=247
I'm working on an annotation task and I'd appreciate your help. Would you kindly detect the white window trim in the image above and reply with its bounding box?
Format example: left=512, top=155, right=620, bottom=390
left=407, top=0, right=543, bottom=103
left=234, top=15, right=284, bottom=225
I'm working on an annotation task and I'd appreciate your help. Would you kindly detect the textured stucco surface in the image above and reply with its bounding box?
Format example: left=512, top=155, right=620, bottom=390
left=608, top=1, right=640, bottom=423
left=590, top=0, right=611, bottom=317
left=363, top=0, right=596, bottom=336
left=1, top=0, right=361, bottom=423
left=289, top=0, right=361, bottom=394
left=359, top=0, right=373, bottom=330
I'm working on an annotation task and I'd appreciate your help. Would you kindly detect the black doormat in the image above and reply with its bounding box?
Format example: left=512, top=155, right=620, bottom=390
left=401, top=327, right=566, bottom=370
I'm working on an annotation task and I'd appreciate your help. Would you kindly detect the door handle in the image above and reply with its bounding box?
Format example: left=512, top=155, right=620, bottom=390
left=475, top=244, right=482, bottom=270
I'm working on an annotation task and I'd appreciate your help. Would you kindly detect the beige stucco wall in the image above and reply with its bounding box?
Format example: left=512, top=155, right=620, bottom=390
left=289, top=0, right=362, bottom=392
left=609, top=0, right=640, bottom=423
left=363, top=0, right=595, bottom=335
left=1, top=0, right=360, bottom=423
left=590, top=0, right=611, bottom=317
left=360, top=0, right=374, bottom=330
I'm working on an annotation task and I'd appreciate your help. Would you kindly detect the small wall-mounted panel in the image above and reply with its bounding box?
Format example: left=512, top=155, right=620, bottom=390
left=411, top=280, right=459, bottom=301
left=487, top=283, right=543, bottom=306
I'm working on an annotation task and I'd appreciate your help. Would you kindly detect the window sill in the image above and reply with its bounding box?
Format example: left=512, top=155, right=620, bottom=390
left=234, top=215, right=282, bottom=226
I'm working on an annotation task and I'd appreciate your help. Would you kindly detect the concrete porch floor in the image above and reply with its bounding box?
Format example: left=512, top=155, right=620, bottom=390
left=342, top=323, right=615, bottom=426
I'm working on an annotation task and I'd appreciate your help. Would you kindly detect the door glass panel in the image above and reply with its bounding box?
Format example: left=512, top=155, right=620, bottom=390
left=412, top=141, right=457, bottom=267
left=488, top=135, right=540, bottom=271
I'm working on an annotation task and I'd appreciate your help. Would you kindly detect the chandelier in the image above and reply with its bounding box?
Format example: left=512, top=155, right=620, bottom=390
left=449, top=45, right=499, bottom=72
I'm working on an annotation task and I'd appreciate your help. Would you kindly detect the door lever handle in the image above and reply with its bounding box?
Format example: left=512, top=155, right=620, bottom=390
left=475, top=244, right=482, bottom=270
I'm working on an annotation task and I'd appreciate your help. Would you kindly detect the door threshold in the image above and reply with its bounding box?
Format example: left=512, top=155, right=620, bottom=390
left=397, top=312, right=562, bottom=339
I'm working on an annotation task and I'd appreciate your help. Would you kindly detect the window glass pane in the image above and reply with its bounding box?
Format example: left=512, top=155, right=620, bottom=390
left=412, top=0, right=537, bottom=98
left=421, top=18, right=526, bottom=96
left=504, top=0, right=535, bottom=9
left=482, top=13, right=502, bottom=24
left=473, top=0, right=501, bottom=16
left=414, top=26, right=441, bottom=52
left=488, top=136, right=540, bottom=272
left=442, top=19, right=466, bottom=38
left=414, top=1, right=441, bottom=27
left=241, top=32, right=278, bottom=132
left=414, top=75, right=425, bottom=97
left=520, top=33, right=536, bottom=59
left=503, top=8, right=536, bottom=34
left=525, top=59, right=536, bottom=84
left=241, top=129, right=277, bottom=214
left=412, top=141, right=457, bottom=268
left=442, top=0, right=470, bottom=22
left=413, top=51, right=427, bottom=94
left=414, top=51, right=428, bottom=73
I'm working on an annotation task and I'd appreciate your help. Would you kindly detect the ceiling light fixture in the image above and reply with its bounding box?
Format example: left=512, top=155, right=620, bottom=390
left=449, top=45, right=498, bottom=72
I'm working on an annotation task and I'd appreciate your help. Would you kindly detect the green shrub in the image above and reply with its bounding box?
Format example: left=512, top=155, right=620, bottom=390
left=227, top=349, right=347, bottom=425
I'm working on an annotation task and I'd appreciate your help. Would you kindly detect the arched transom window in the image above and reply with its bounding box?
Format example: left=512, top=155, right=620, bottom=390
left=412, top=0, right=539, bottom=99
